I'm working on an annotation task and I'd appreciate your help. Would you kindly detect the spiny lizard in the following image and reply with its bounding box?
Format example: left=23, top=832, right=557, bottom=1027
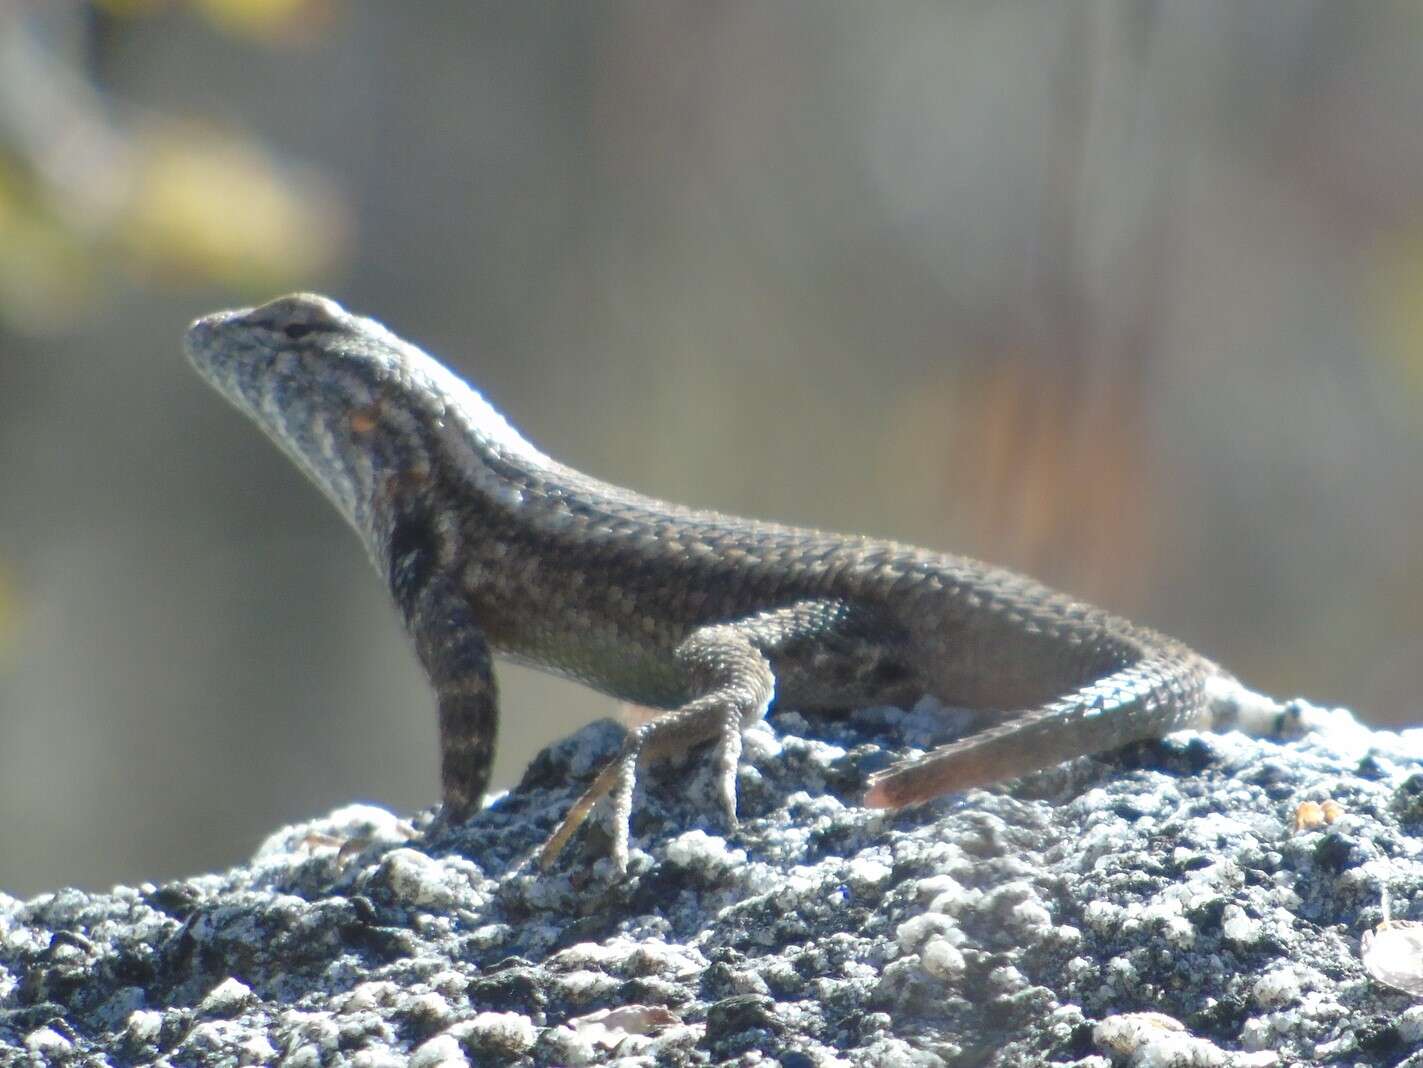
left=184, top=294, right=1296, bottom=870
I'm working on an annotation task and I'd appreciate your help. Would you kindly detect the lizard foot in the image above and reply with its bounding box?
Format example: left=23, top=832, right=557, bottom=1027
left=537, top=701, right=763, bottom=872
left=537, top=620, right=774, bottom=872
left=536, top=707, right=747, bottom=872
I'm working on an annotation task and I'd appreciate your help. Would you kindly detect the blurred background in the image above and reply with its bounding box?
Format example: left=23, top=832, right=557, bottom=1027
left=1, top=2, right=1420, bottom=897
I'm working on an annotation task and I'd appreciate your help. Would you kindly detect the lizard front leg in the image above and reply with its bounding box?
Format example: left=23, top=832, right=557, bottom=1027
left=538, top=599, right=909, bottom=871
left=390, top=517, right=499, bottom=823
left=419, top=595, right=498, bottom=823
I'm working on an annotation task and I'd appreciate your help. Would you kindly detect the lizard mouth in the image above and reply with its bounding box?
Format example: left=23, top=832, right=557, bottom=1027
left=182, top=306, right=259, bottom=400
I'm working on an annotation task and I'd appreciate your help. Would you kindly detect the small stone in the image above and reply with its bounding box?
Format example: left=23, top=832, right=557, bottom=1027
left=409, top=1033, right=469, bottom=1068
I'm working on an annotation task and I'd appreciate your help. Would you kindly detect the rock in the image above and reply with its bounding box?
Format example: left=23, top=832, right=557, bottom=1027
left=2, top=699, right=1419, bottom=1065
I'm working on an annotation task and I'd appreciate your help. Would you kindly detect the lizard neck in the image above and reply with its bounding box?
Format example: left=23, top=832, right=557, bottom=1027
left=354, top=353, right=563, bottom=575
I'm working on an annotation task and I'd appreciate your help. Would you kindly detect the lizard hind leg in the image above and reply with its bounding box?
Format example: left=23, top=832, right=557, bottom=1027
left=538, top=621, right=775, bottom=871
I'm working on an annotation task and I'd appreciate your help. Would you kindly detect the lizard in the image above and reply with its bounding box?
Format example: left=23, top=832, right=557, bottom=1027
left=183, top=293, right=1296, bottom=871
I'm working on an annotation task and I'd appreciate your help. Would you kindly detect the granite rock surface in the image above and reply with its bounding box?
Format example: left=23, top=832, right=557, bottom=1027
left=2, top=701, right=1421, bottom=1066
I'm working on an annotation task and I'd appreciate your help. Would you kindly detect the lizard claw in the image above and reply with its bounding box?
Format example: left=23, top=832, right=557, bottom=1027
left=538, top=742, right=641, bottom=871
left=713, top=714, right=743, bottom=831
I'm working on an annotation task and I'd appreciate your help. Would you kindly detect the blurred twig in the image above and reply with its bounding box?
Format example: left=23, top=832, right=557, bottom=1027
left=0, top=2, right=346, bottom=333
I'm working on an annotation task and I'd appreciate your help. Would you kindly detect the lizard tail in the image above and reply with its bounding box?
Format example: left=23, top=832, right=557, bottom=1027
left=863, top=652, right=1219, bottom=810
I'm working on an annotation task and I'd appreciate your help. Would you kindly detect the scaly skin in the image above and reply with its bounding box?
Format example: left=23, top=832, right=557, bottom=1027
left=184, top=293, right=1288, bottom=870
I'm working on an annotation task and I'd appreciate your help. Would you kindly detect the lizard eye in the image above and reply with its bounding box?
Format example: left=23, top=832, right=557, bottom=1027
left=283, top=323, right=312, bottom=340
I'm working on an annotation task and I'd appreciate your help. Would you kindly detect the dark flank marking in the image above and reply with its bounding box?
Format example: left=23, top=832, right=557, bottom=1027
left=387, top=507, right=438, bottom=621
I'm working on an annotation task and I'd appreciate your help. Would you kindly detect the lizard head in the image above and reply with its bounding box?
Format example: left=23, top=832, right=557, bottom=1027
left=184, top=292, right=540, bottom=555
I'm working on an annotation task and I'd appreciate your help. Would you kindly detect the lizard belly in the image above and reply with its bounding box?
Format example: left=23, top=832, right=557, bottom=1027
left=496, top=634, right=690, bottom=710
